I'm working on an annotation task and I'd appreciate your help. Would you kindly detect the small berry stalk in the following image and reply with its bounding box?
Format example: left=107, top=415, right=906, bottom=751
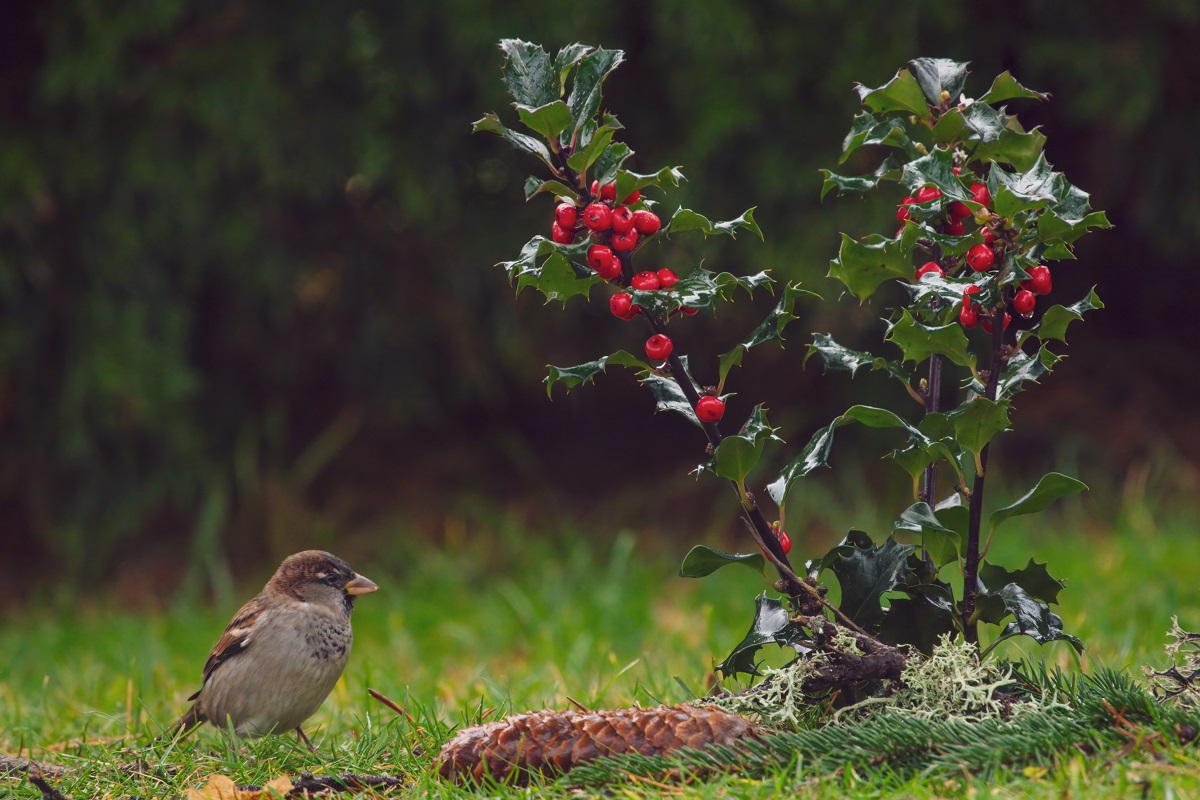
left=474, top=40, right=811, bottom=595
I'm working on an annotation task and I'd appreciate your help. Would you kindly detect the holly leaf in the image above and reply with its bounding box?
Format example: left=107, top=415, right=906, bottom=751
left=909, top=57, right=969, bottom=105
left=900, top=149, right=971, bottom=201
left=498, top=39, right=558, bottom=107
left=804, top=333, right=880, bottom=377
left=566, top=47, right=624, bottom=140
left=978, top=71, right=1049, bottom=104
left=642, top=356, right=702, bottom=426
left=979, top=559, right=1066, bottom=605
left=892, top=502, right=962, bottom=567
left=515, top=251, right=598, bottom=303
left=472, top=113, right=555, bottom=170
left=878, top=596, right=958, bottom=655
left=1020, top=287, right=1104, bottom=345
left=716, top=594, right=807, bottom=678
left=946, top=397, right=1011, bottom=466
left=590, top=142, right=633, bottom=186
left=855, top=68, right=929, bottom=116
left=828, top=233, right=913, bottom=300
left=545, top=350, right=646, bottom=397
left=515, top=101, right=574, bottom=140
left=991, top=154, right=1058, bottom=217
left=523, top=176, right=579, bottom=201
left=614, top=165, right=686, bottom=202
left=711, top=405, right=782, bottom=484
left=566, top=125, right=616, bottom=172
left=988, top=472, right=1088, bottom=533
left=820, top=154, right=906, bottom=199
left=838, top=114, right=911, bottom=164
left=972, top=123, right=1047, bottom=173
left=553, top=43, right=591, bottom=92
left=667, top=207, right=763, bottom=240
left=718, top=284, right=814, bottom=384
left=828, top=532, right=916, bottom=629
left=995, top=344, right=1060, bottom=399
left=679, top=545, right=764, bottom=578
left=887, top=309, right=977, bottom=369
left=987, top=584, right=1082, bottom=653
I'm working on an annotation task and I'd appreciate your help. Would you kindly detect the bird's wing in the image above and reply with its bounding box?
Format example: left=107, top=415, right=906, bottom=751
left=194, top=596, right=266, bottom=696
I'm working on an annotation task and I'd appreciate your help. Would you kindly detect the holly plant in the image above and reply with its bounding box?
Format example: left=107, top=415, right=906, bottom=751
left=476, top=44, right=1109, bottom=695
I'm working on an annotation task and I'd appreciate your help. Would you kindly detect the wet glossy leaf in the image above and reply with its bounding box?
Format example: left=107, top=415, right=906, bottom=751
left=946, top=397, right=1011, bottom=461
left=892, top=502, right=962, bottom=567
left=614, top=165, right=686, bottom=202
left=716, top=594, right=806, bottom=678
left=719, top=284, right=815, bottom=383
left=566, top=125, right=615, bottom=171
left=828, top=532, right=916, bottom=629
left=500, top=234, right=591, bottom=285
left=909, top=57, right=969, bottom=105
left=820, top=153, right=906, bottom=199
left=545, top=350, right=646, bottom=397
left=642, top=356, right=702, bottom=426
left=878, top=596, right=957, bottom=655
left=988, top=584, right=1082, bottom=653
left=679, top=545, right=765, bottom=578
left=828, top=233, right=913, bottom=300
left=992, top=154, right=1057, bottom=217
left=1021, top=287, right=1104, bottom=345
left=972, top=125, right=1047, bottom=172
left=552, top=43, right=591, bottom=92
left=900, top=149, right=971, bottom=201
left=523, top=176, right=578, bottom=201
left=886, top=309, right=976, bottom=369
left=667, top=207, right=763, bottom=240
left=517, top=251, right=598, bottom=303
left=515, top=100, right=573, bottom=140
left=566, top=47, right=624, bottom=139
left=472, top=113, right=555, bottom=170
left=978, top=71, right=1049, bottom=104
left=712, top=405, right=781, bottom=484
left=995, top=345, right=1060, bottom=399
left=989, top=472, right=1088, bottom=532
left=979, top=559, right=1066, bottom=605
left=590, top=142, right=632, bottom=186
left=839, top=114, right=911, bottom=163
left=498, top=39, right=557, bottom=107
left=855, top=68, right=929, bottom=116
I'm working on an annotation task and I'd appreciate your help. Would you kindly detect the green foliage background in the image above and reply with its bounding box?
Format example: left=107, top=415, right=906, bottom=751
left=1, top=0, right=1197, bottom=591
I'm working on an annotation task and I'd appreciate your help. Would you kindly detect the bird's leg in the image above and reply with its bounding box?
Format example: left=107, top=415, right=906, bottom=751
left=296, top=726, right=318, bottom=753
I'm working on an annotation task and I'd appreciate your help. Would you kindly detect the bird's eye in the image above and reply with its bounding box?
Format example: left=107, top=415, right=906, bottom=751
left=323, top=573, right=342, bottom=587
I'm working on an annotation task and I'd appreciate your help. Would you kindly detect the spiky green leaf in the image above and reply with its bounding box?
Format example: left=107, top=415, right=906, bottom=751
left=667, top=207, right=763, bottom=240
left=498, top=39, right=557, bottom=107
left=545, top=350, right=646, bottom=397
left=679, top=545, right=765, bottom=578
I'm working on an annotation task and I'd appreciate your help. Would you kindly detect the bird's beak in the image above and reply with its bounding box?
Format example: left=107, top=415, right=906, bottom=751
left=343, top=573, right=379, bottom=595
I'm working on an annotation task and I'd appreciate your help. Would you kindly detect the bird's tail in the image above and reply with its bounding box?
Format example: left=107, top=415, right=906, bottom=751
left=159, top=704, right=206, bottom=742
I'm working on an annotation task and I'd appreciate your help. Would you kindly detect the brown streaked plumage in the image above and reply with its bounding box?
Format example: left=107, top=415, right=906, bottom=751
left=168, top=550, right=378, bottom=750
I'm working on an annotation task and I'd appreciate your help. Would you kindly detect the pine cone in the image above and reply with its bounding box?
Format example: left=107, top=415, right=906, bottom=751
left=437, top=704, right=757, bottom=784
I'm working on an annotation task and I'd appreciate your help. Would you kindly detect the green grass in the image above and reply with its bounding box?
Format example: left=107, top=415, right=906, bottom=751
left=1, top=482, right=1199, bottom=798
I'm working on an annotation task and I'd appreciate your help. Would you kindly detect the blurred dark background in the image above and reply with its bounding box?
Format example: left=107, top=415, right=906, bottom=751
left=2, top=0, right=1198, bottom=604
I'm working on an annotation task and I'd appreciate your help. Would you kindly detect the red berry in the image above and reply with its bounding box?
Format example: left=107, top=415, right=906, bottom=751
left=610, top=205, right=635, bottom=234
left=947, top=200, right=972, bottom=220
left=551, top=221, right=574, bottom=244
left=656, top=268, right=679, bottom=288
left=695, top=396, right=725, bottom=423
left=622, top=189, right=641, bottom=205
left=632, top=209, right=661, bottom=235
left=916, top=186, right=942, bottom=203
left=590, top=180, right=616, bottom=203
left=609, top=292, right=639, bottom=320
left=1024, top=264, right=1052, bottom=295
left=611, top=228, right=638, bottom=251
left=644, top=333, right=673, bottom=361
left=631, top=271, right=661, bottom=291
left=915, top=261, right=944, bottom=280
left=1013, top=288, right=1037, bottom=316
left=587, top=244, right=620, bottom=280
left=555, top=202, right=578, bottom=229
left=981, top=312, right=1011, bottom=334
left=962, top=284, right=982, bottom=306
left=982, top=227, right=999, bottom=245
left=966, top=243, right=996, bottom=272
left=944, top=219, right=965, bottom=236
left=969, top=182, right=991, bottom=207
left=897, top=196, right=916, bottom=222
left=680, top=306, right=699, bottom=316
left=952, top=166, right=963, bottom=176
left=583, top=202, right=611, bottom=231
left=959, top=303, right=979, bottom=329
left=779, top=529, right=792, bottom=555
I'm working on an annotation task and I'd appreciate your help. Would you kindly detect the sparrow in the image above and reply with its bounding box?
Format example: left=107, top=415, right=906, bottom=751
left=168, top=550, right=378, bottom=750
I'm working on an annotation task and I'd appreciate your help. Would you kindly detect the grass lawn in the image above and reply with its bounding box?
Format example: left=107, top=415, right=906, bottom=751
left=1, top=479, right=1198, bottom=798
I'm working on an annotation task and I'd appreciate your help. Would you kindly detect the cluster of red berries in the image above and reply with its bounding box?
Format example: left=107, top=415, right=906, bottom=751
left=896, top=175, right=991, bottom=240
left=551, top=181, right=662, bottom=281
left=957, top=264, right=1053, bottom=332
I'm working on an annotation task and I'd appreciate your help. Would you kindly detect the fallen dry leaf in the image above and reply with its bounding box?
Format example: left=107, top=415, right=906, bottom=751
left=185, top=773, right=294, bottom=800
